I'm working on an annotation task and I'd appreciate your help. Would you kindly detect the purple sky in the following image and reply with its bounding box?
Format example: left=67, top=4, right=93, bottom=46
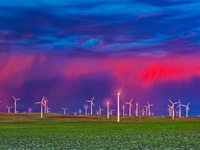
left=1, top=0, right=200, bottom=115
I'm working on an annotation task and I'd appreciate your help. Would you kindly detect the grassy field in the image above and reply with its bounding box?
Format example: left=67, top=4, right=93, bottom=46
left=0, top=113, right=200, bottom=149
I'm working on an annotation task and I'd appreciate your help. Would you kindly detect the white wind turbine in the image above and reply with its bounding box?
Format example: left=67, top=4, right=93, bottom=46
left=46, top=105, right=51, bottom=113
left=35, top=96, right=45, bottom=118
left=84, top=105, right=88, bottom=115
left=62, top=108, right=68, bottom=115
left=44, top=99, right=47, bottom=113
left=98, top=106, right=103, bottom=115
left=141, top=108, right=145, bottom=116
left=135, top=102, right=139, bottom=116
left=12, top=96, right=21, bottom=113
left=168, top=105, right=172, bottom=116
left=144, top=105, right=148, bottom=116
left=86, top=97, right=95, bottom=115
left=125, top=98, right=133, bottom=116
left=182, top=102, right=190, bottom=117
left=169, top=99, right=179, bottom=120
left=79, top=109, right=82, bottom=115
left=122, top=105, right=125, bottom=116
left=110, top=109, right=114, bottom=115
left=117, top=93, right=120, bottom=122
left=177, top=99, right=183, bottom=118
left=147, top=102, right=153, bottom=116
left=6, top=106, right=12, bottom=113
left=28, top=108, right=32, bottom=113
left=107, top=102, right=110, bottom=119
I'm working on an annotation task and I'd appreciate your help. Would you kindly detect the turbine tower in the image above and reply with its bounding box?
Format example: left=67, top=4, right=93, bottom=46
left=147, top=102, right=153, bottom=116
left=86, top=97, right=95, bottom=115
left=12, top=96, right=21, bottom=113
left=62, top=108, right=68, bottom=115
left=168, top=99, right=178, bottom=120
left=125, top=98, right=133, bottom=116
left=35, top=96, right=45, bottom=118
left=6, top=106, right=12, bottom=113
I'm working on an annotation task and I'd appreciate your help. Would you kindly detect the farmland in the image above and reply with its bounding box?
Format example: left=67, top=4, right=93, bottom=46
left=0, top=114, right=200, bottom=149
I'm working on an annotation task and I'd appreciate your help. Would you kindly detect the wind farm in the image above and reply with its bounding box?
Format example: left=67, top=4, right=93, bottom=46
left=1, top=0, right=200, bottom=149
left=0, top=92, right=198, bottom=150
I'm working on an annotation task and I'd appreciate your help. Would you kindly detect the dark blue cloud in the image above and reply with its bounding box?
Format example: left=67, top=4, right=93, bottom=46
left=1, top=0, right=200, bottom=55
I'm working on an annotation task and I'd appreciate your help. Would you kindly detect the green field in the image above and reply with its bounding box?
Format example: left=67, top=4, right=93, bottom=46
left=0, top=114, right=200, bottom=149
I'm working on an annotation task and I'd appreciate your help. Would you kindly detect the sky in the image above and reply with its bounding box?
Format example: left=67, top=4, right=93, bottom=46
left=1, top=0, right=200, bottom=116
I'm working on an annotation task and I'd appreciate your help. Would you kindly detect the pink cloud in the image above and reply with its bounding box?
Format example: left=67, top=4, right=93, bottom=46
left=1, top=53, right=200, bottom=90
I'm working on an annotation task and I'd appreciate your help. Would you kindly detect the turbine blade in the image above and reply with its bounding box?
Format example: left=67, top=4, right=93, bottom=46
left=168, top=99, right=173, bottom=104
left=91, top=97, right=95, bottom=101
left=12, top=96, right=16, bottom=100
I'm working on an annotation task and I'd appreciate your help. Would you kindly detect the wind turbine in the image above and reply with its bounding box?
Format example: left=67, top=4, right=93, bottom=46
left=46, top=105, right=51, bottom=113
left=6, top=106, right=12, bottom=113
left=35, top=96, right=45, bottom=118
left=62, top=108, right=68, bottom=115
left=182, top=102, right=190, bottom=117
left=86, top=97, right=95, bottom=115
left=122, top=105, right=125, bottom=116
left=125, top=98, right=133, bottom=116
left=177, top=99, right=183, bottom=118
left=169, top=99, right=179, bottom=120
left=12, top=96, right=21, bottom=113
left=168, top=105, right=172, bottom=116
left=84, top=105, right=88, bottom=115
left=141, top=108, right=145, bottom=116
left=110, top=109, right=114, bottom=115
left=135, top=102, right=139, bottom=116
left=98, top=106, right=103, bottom=115
left=117, top=92, right=120, bottom=122
left=28, top=108, right=32, bottom=113
left=107, top=102, right=109, bottom=119
left=147, top=102, right=153, bottom=116
left=44, top=99, right=47, bottom=113
left=79, top=109, right=82, bottom=115
left=144, top=105, right=148, bottom=116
